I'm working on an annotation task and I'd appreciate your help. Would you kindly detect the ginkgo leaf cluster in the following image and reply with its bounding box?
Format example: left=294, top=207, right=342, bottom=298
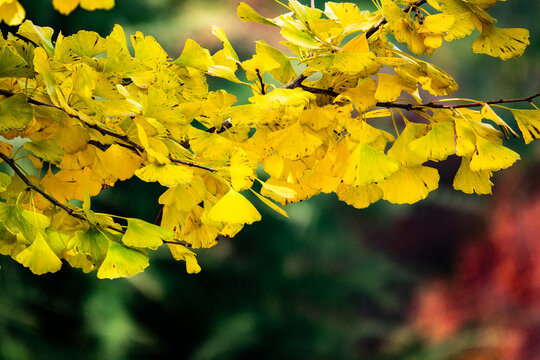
left=0, top=0, right=538, bottom=279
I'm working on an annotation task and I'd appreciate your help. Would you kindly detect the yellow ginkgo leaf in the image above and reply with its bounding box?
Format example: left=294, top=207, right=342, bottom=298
left=379, top=166, right=439, bottom=204
left=52, top=0, right=79, bottom=15
left=375, top=73, right=402, bottom=103
left=268, top=122, right=323, bottom=160
left=259, top=180, right=297, bottom=199
left=472, top=24, right=529, bottom=60
left=0, top=0, right=25, bottom=25
left=511, top=109, right=540, bottom=144
left=207, top=189, right=261, bottom=225
left=80, top=0, right=114, bottom=11
left=481, top=104, right=517, bottom=139
left=469, top=135, right=520, bottom=171
left=181, top=206, right=220, bottom=248
left=409, top=121, right=456, bottom=162
left=168, top=244, right=201, bottom=274
left=135, top=163, right=193, bottom=187
left=453, top=156, right=493, bottom=195
left=336, top=183, right=382, bottom=209
left=388, top=122, right=428, bottom=166
left=97, top=240, right=149, bottom=279
left=15, top=232, right=62, bottom=275
left=337, top=78, right=377, bottom=112
left=123, top=218, right=173, bottom=250
left=230, top=148, right=254, bottom=191
left=250, top=189, right=289, bottom=218
left=342, top=143, right=400, bottom=186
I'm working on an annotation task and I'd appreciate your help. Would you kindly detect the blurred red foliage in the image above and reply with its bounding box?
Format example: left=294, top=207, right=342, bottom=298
left=410, top=162, right=540, bottom=360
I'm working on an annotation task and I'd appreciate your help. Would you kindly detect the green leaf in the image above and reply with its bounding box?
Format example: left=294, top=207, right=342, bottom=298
left=17, top=20, right=55, bottom=54
left=24, top=139, right=64, bottom=163
left=0, top=93, right=34, bottom=132
left=0, top=44, right=33, bottom=78
left=0, top=172, right=11, bottom=192
left=123, top=218, right=172, bottom=250
left=97, top=240, right=149, bottom=279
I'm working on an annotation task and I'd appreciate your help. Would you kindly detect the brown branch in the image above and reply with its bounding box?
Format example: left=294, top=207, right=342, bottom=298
left=0, top=153, right=84, bottom=219
left=256, top=69, right=266, bottom=95
left=298, top=84, right=540, bottom=110
left=282, top=73, right=308, bottom=89
left=0, top=153, right=193, bottom=247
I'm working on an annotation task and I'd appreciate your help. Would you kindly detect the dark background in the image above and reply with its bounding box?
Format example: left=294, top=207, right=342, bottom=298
left=1, top=0, right=539, bottom=359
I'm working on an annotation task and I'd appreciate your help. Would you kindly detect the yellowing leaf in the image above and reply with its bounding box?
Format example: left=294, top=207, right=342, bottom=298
left=375, top=73, right=402, bottom=102
left=211, top=26, right=239, bottom=62
left=511, top=109, right=540, bottom=144
left=135, top=163, right=193, bottom=187
left=342, top=143, right=400, bottom=186
left=230, top=148, right=254, bottom=191
left=340, top=33, right=369, bottom=53
left=97, top=240, right=149, bottom=279
left=481, top=104, right=517, bottom=139
left=409, top=121, right=456, bottom=162
left=15, top=232, right=62, bottom=275
left=303, top=53, right=378, bottom=75
left=268, top=121, right=323, bottom=160
left=469, top=135, right=520, bottom=171
left=337, top=78, right=377, bottom=112
left=472, top=24, right=529, bottom=60
left=0, top=43, right=33, bottom=77
left=0, top=172, right=11, bottom=192
left=208, top=189, right=261, bottom=224
left=0, top=94, right=34, bottom=132
left=336, top=183, right=382, bottom=209
left=95, top=144, right=143, bottom=185
left=173, top=39, right=213, bottom=71
left=17, top=20, right=54, bottom=54
left=418, top=14, right=455, bottom=35
left=250, top=189, right=289, bottom=218
left=168, top=244, right=201, bottom=274
left=237, top=2, right=277, bottom=27
left=388, top=122, right=428, bottom=166
left=80, top=0, right=114, bottom=11
left=453, top=156, right=493, bottom=195
left=255, top=41, right=296, bottom=84
left=0, top=0, right=25, bottom=25
left=260, top=181, right=297, bottom=199
left=123, top=218, right=172, bottom=250
left=40, top=167, right=102, bottom=203
left=52, top=0, right=79, bottom=15
left=131, top=32, right=168, bottom=64
left=379, top=166, right=440, bottom=204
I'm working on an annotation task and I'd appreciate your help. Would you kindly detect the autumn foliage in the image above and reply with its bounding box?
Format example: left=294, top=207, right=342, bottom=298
left=0, top=0, right=539, bottom=278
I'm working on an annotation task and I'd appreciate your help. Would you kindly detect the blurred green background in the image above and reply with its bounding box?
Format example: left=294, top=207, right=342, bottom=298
left=1, top=0, right=539, bottom=359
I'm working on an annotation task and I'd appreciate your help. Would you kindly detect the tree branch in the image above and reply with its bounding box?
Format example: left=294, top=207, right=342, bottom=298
left=0, top=153, right=193, bottom=247
left=298, top=85, right=540, bottom=110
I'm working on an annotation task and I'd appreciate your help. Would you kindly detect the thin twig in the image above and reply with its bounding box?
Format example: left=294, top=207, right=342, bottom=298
left=256, top=69, right=266, bottom=95
left=298, top=85, right=540, bottom=110
left=0, top=153, right=83, bottom=219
